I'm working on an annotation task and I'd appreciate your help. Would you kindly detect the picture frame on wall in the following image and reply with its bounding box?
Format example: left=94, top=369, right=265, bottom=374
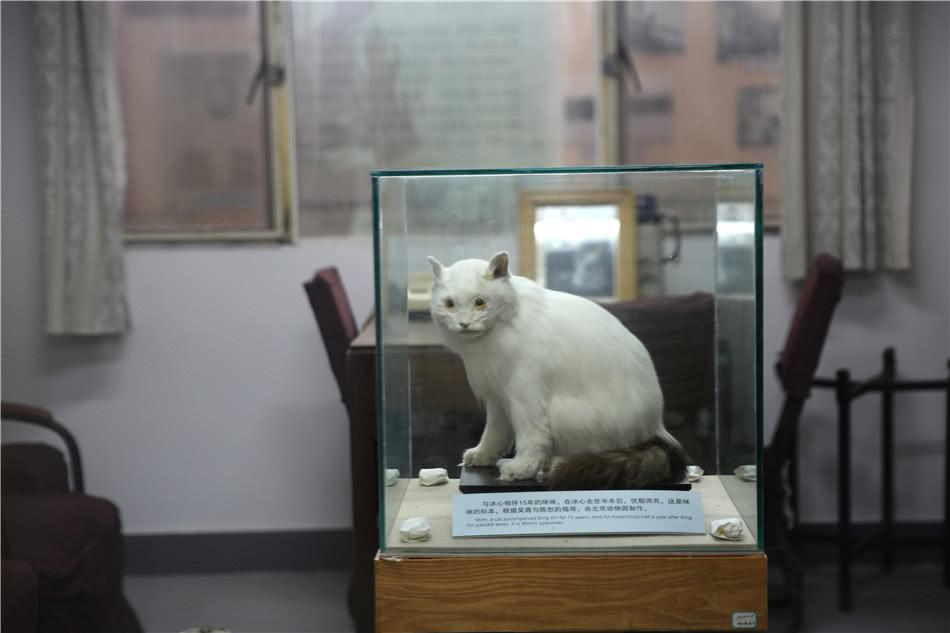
left=737, top=85, right=780, bottom=147
left=716, top=1, right=781, bottom=65
left=621, top=2, right=685, bottom=55
left=518, top=189, right=637, bottom=302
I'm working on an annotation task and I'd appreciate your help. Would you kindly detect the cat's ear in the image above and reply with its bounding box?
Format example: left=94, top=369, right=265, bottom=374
left=426, top=256, right=444, bottom=281
left=486, top=251, right=510, bottom=280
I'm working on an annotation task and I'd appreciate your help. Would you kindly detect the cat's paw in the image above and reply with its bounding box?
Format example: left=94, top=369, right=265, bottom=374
left=499, top=459, right=541, bottom=481
left=462, top=447, right=499, bottom=468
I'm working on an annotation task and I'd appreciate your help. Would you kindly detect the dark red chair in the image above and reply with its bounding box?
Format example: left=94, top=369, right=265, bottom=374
left=2, top=560, right=38, bottom=633
left=302, top=267, right=363, bottom=627
left=303, top=267, right=360, bottom=408
left=603, top=292, right=717, bottom=470
left=764, top=253, right=844, bottom=632
left=1, top=402, right=142, bottom=633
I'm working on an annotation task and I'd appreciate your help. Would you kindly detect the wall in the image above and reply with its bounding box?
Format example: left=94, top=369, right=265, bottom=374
left=762, top=2, right=950, bottom=523
left=2, top=2, right=948, bottom=536
left=2, top=2, right=375, bottom=534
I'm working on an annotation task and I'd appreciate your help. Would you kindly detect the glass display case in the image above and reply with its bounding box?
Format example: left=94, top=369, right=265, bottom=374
left=372, top=164, right=762, bottom=557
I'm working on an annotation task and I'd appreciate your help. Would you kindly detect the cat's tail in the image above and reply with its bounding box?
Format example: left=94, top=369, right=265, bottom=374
left=546, top=431, right=689, bottom=490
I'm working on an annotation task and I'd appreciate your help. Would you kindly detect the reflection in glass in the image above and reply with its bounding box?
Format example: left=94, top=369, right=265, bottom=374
left=534, top=205, right=619, bottom=299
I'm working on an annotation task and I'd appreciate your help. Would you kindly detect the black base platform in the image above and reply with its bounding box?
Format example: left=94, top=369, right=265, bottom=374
left=459, top=459, right=692, bottom=494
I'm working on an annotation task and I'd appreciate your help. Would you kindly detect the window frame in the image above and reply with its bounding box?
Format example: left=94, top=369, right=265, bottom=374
left=121, top=1, right=298, bottom=243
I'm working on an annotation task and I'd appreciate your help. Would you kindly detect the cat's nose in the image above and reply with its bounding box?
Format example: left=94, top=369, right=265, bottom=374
left=459, top=321, right=470, bottom=329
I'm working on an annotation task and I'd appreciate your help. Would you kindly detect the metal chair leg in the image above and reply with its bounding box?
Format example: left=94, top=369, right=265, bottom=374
left=882, top=348, right=896, bottom=574
left=836, top=369, right=853, bottom=611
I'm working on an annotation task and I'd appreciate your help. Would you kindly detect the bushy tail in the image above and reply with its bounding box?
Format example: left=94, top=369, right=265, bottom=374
left=547, top=432, right=689, bottom=491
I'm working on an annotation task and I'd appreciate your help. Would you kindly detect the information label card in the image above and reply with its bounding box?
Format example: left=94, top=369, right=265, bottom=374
left=452, top=490, right=705, bottom=537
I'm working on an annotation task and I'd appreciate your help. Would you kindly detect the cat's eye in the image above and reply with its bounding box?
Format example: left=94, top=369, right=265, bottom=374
left=444, top=298, right=455, bottom=309
left=473, top=297, right=486, bottom=309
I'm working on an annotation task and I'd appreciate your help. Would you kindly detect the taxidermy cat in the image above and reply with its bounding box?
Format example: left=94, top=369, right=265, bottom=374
left=427, top=251, right=688, bottom=489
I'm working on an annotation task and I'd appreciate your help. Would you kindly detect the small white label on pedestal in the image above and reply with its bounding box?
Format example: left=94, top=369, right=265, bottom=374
left=452, top=489, right=704, bottom=537
left=731, top=611, right=758, bottom=629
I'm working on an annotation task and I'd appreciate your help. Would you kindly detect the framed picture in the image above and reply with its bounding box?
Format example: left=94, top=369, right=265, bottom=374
left=717, top=1, right=781, bottom=65
left=518, top=189, right=637, bottom=301
left=621, top=2, right=685, bottom=55
left=625, top=75, right=674, bottom=156
left=737, top=85, right=780, bottom=147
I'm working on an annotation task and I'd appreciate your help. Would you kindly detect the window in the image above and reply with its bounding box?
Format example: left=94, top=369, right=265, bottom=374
left=290, top=2, right=781, bottom=236
left=615, top=1, right=781, bottom=228
left=291, top=1, right=604, bottom=236
left=113, top=2, right=781, bottom=239
left=114, top=1, right=296, bottom=241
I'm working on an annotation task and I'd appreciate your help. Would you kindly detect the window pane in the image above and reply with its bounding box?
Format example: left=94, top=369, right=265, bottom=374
left=115, top=2, right=274, bottom=236
left=292, top=1, right=601, bottom=236
left=619, top=1, right=781, bottom=227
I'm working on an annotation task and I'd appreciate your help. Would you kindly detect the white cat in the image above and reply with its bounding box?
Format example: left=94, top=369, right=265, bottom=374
left=427, top=251, right=687, bottom=489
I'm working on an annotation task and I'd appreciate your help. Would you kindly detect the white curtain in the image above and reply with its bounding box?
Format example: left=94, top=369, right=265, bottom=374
left=781, top=2, right=914, bottom=280
left=35, top=2, right=130, bottom=335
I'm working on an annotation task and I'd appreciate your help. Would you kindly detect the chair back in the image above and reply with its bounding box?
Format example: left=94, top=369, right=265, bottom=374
left=777, top=253, right=844, bottom=398
left=1, top=402, right=84, bottom=494
left=303, top=267, right=359, bottom=405
left=604, top=293, right=716, bottom=469
left=765, top=254, right=844, bottom=554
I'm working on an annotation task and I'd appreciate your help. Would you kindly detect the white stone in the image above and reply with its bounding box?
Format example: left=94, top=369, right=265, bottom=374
left=399, top=516, right=432, bottom=542
left=709, top=517, right=744, bottom=541
left=686, top=465, right=704, bottom=482
left=418, top=467, right=449, bottom=486
left=385, top=469, right=400, bottom=487
left=734, top=465, right=757, bottom=481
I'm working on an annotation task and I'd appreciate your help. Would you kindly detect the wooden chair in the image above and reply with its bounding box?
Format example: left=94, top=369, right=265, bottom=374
left=303, top=267, right=360, bottom=408
left=603, top=292, right=717, bottom=471
left=764, top=253, right=844, bottom=632
left=302, top=266, right=364, bottom=628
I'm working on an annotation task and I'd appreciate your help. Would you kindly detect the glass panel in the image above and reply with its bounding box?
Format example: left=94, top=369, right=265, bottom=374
left=376, top=176, right=411, bottom=543
left=114, top=2, right=275, bottom=237
left=714, top=169, right=761, bottom=542
left=375, top=165, right=761, bottom=555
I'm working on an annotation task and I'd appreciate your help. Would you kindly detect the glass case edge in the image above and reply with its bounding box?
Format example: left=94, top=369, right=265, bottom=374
left=370, top=163, right=765, bottom=178
left=370, top=166, right=767, bottom=554
left=371, top=174, right=386, bottom=552
left=755, top=166, right=765, bottom=551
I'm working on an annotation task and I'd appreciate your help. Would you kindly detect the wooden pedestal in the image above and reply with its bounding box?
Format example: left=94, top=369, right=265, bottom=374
left=375, top=552, right=767, bottom=632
